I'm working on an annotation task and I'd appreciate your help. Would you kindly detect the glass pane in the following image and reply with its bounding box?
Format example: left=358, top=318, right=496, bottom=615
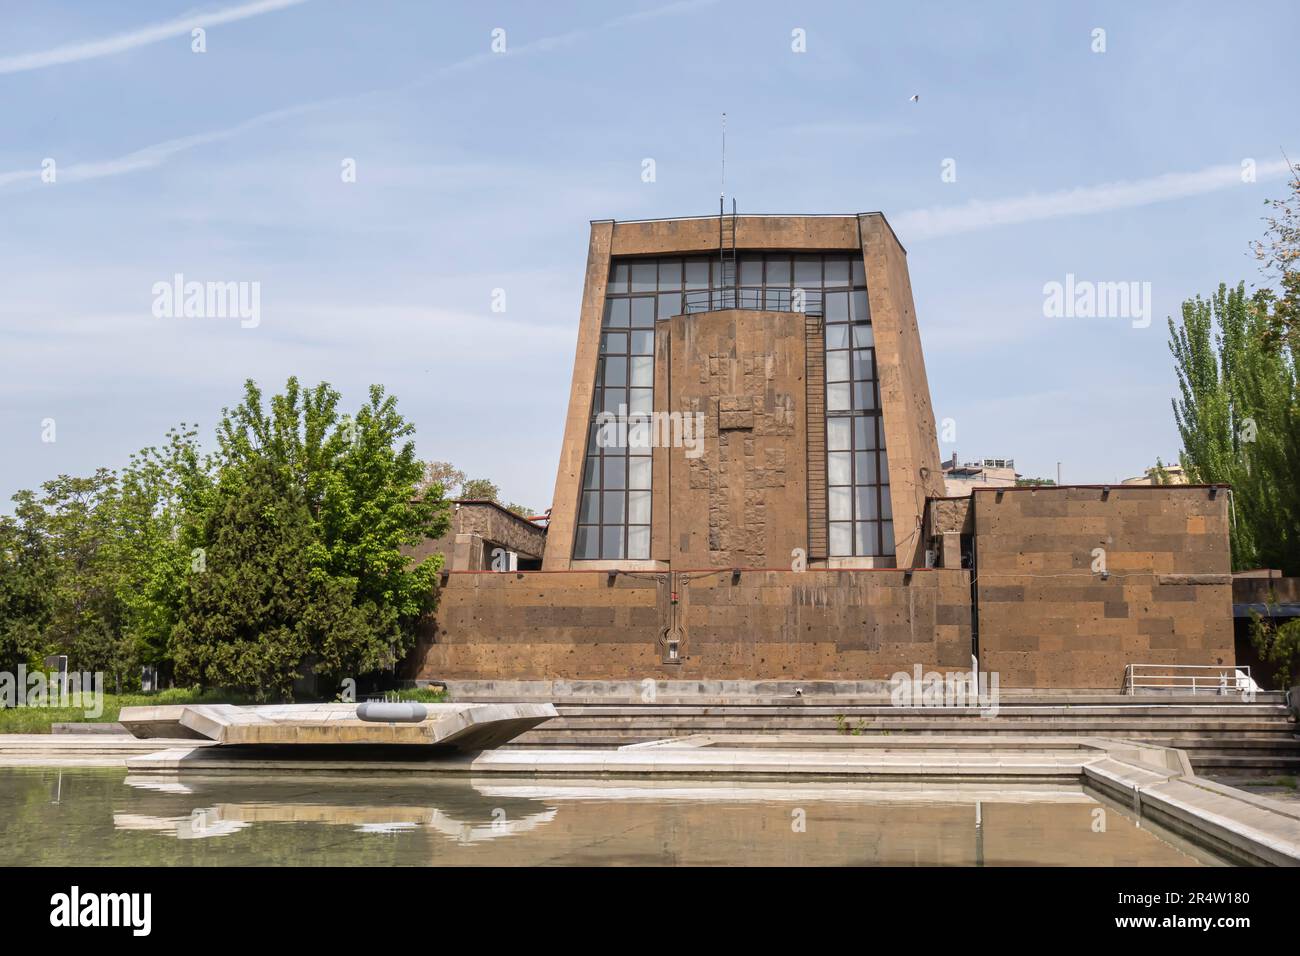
left=826, top=352, right=850, bottom=383
left=764, top=288, right=787, bottom=310
left=630, top=261, right=656, bottom=292
left=604, top=356, right=627, bottom=387
left=827, top=417, right=852, bottom=451
left=601, top=332, right=627, bottom=355
left=626, top=419, right=651, bottom=451
left=630, top=356, right=654, bottom=388
left=658, top=259, right=682, bottom=290
left=856, top=451, right=878, bottom=484
left=603, top=455, right=627, bottom=489
left=657, top=292, right=680, bottom=319
left=829, top=486, right=852, bottom=520
left=580, top=491, right=600, bottom=523
left=604, top=297, right=631, bottom=328
left=880, top=452, right=890, bottom=484
left=631, top=296, right=655, bottom=327
left=794, top=256, right=821, bottom=288
left=851, top=258, right=866, bottom=286
left=827, top=383, right=850, bottom=411
left=852, top=350, right=873, bottom=381
left=601, top=526, right=624, bottom=560
left=628, top=490, right=651, bottom=524
left=583, top=457, right=599, bottom=488
left=851, top=323, right=874, bottom=348
left=854, top=417, right=876, bottom=450
left=829, top=522, right=852, bottom=557
left=626, top=525, right=650, bottom=559
left=856, top=522, right=878, bottom=557
left=881, top=521, right=895, bottom=554
left=575, top=526, right=598, bottom=559
left=684, top=259, right=709, bottom=289
left=596, top=417, right=622, bottom=450
left=602, top=388, right=626, bottom=414
left=608, top=263, right=629, bottom=294
left=766, top=256, right=791, bottom=286
left=824, top=291, right=849, bottom=322
left=824, top=257, right=850, bottom=287
left=881, top=489, right=893, bottom=520
left=630, top=330, right=654, bottom=354
left=854, top=382, right=877, bottom=410
left=855, top=487, right=879, bottom=521
left=739, top=257, right=763, bottom=286
left=825, top=324, right=849, bottom=348
left=828, top=451, right=852, bottom=485
left=851, top=291, right=870, bottom=322
left=628, top=456, right=652, bottom=489
left=628, top=388, right=653, bottom=414
left=602, top=491, right=625, bottom=524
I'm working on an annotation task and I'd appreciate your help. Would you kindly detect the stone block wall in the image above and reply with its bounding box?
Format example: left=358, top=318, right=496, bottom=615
left=413, top=568, right=973, bottom=681
left=972, top=486, right=1234, bottom=688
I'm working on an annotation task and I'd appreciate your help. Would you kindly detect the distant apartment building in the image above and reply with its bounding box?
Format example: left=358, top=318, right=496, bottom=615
left=941, top=454, right=1019, bottom=495
left=1122, top=462, right=1188, bottom=485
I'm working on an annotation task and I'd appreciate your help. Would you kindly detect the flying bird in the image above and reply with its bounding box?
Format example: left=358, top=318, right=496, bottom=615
left=908, top=94, right=920, bottom=102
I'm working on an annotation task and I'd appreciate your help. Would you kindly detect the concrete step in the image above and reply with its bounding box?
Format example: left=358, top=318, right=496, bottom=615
left=531, top=717, right=1296, bottom=735
left=549, top=703, right=1291, bottom=718
left=455, top=693, right=1290, bottom=708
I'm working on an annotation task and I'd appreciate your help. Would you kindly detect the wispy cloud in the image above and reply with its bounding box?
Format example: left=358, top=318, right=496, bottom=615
left=0, top=0, right=719, bottom=193
left=0, top=102, right=319, bottom=191
left=895, top=159, right=1295, bottom=241
left=0, top=0, right=310, bottom=75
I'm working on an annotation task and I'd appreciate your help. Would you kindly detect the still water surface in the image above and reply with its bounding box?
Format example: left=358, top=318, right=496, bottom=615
left=0, top=768, right=1225, bottom=866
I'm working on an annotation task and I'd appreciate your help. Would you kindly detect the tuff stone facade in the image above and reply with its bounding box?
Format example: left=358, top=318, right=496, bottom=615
left=410, top=212, right=1236, bottom=689
left=972, top=486, right=1234, bottom=687
left=414, top=568, right=972, bottom=681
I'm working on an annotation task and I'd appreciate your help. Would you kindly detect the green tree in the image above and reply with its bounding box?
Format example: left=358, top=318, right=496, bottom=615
left=112, top=425, right=214, bottom=676
left=0, top=492, right=54, bottom=673
left=422, top=460, right=466, bottom=498
left=1168, top=282, right=1300, bottom=574
left=460, top=478, right=500, bottom=501
left=199, top=377, right=450, bottom=687
left=1253, top=160, right=1300, bottom=349
left=171, top=460, right=366, bottom=700
left=23, top=471, right=131, bottom=685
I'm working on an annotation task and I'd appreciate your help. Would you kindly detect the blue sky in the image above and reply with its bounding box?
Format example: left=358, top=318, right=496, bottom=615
left=0, top=0, right=1295, bottom=511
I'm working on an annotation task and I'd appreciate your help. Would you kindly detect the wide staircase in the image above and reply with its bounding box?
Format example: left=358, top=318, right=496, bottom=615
left=453, top=691, right=1299, bottom=775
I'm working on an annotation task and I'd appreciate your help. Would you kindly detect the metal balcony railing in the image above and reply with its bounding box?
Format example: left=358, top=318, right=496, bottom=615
left=682, top=288, right=824, bottom=316
left=1122, top=663, right=1258, bottom=697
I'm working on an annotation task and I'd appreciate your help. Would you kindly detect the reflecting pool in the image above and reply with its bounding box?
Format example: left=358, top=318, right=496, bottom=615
left=0, top=768, right=1227, bottom=866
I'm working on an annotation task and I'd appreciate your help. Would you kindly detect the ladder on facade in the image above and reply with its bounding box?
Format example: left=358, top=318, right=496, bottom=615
left=719, top=196, right=737, bottom=308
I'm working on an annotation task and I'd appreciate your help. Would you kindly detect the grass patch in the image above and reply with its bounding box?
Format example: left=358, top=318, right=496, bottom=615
left=0, top=687, right=253, bottom=735
left=385, top=687, right=448, bottom=704
left=1, top=684, right=448, bottom=734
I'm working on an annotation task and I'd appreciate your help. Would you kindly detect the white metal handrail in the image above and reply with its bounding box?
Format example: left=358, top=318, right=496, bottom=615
left=1122, top=663, right=1257, bottom=697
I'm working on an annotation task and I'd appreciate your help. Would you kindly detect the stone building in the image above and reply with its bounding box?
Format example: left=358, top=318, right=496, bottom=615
left=411, top=212, right=1235, bottom=689
left=942, top=455, right=1020, bottom=496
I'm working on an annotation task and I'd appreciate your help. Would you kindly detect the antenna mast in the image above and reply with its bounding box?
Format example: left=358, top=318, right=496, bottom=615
left=717, top=111, right=728, bottom=201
